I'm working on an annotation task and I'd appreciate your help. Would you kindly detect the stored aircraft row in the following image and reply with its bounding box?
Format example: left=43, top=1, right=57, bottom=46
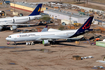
left=6, top=16, right=94, bottom=45
left=0, top=4, right=42, bottom=30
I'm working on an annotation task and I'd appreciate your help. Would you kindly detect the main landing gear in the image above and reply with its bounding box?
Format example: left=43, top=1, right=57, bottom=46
left=26, top=42, right=34, bottom=45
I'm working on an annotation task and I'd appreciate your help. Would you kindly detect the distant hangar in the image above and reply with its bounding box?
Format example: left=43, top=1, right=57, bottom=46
left=44, top=9, right=90, bottom=24
left=10, top=2, right=91, bottom=25
left=10, top=2, right=46, bottom=12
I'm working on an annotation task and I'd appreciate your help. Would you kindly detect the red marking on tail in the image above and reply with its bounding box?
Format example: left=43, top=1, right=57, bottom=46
left=82, top=19, right=91, bottom=29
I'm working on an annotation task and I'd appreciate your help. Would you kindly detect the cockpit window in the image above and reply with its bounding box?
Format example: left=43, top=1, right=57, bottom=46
left=8, top=36, right=11, bottom=38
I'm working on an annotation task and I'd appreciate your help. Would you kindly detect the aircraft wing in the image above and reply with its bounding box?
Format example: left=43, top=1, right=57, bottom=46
left=41, top=28, right=48, bottom=32
left=41, top=26, right=48, bottom=32
left=37, top=36, right=83, bottom=40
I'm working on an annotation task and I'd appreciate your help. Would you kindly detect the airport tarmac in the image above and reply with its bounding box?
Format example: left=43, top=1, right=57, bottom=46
left=0, top=31, right=105, bottom=70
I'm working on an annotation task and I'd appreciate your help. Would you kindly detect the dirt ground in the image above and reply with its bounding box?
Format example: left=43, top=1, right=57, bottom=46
left=0, top=1, right=105, bottom=70
left=0, top=31, right=105, bottom=70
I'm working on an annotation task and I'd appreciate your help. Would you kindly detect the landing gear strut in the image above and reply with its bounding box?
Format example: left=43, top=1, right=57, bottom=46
left=50, top=41, right=56, bottom=45
left=26, top=42, right=34, bottom=45
left=14, top=42, right=16, bottom=45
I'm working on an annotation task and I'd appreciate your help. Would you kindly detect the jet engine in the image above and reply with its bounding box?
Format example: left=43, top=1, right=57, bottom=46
left=42, top=40, right=49, bottom=46
left=0, top=26, right=3, bottom=30
left=10, top=25, right=17, bottom=30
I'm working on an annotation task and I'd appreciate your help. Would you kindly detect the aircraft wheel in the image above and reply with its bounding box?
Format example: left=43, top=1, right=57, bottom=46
left=26, top=42, right=28, bottom=45
left=10, top=27, right=13, bottom=30
left=28, top=42, right=31, bottom=45
left=26, top=42, right=31, bottom=45
left=51, top=41, right=55, bottom=45
left=31, top=42, right=34, bottom=45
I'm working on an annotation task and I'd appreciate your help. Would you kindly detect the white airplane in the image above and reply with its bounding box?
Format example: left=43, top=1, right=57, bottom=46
left=0, top=4, right=42, bottom=30
left=6, top=16, right=94, bottom=45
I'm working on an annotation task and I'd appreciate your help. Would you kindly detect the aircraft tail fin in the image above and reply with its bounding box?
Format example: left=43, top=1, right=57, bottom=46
left=74, top=16, right=94, bottom=35
left=29, top=4, right=42, bottom=16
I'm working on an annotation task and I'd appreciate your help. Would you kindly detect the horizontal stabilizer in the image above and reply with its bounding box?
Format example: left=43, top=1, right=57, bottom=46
left=38, top=36, right=83, bottom=40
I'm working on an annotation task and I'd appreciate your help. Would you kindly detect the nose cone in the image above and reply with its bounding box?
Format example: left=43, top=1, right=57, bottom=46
left=6, top=37, right=10, bottom=41
left=6, top=37, right=8, bottom=40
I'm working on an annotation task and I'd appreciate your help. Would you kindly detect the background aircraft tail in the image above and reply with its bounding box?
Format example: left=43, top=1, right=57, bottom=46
left=29, top=4, right=42, bottom=16
left=73, top=16, right=94, bottom=36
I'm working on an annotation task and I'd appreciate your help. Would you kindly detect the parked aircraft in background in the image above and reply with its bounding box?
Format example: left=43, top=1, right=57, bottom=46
left=0, top=4, right=42, bottom=30
left=6, top=16, right=94, bottom=45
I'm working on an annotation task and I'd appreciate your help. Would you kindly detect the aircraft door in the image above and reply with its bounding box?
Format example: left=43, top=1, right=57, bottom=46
left=29, top=17, right=30, bottom=21
left=13, top=19, right=15, bottom=23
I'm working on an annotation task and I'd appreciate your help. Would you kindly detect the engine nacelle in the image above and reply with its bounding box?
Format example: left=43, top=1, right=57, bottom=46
left=10, top=25, right=17, bottom=30
left=0, top=26, right=3, bottom=30
left=42, top=40, right=49, bottom=45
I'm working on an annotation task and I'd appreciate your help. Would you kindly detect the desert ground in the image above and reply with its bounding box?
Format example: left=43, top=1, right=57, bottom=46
left=0, top=30, right=105, bottom=70
left=0, top=1, right=105, bottom=70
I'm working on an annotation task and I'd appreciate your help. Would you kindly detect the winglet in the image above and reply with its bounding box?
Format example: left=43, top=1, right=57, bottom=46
left=74, top=16, right=94, bottom=35
left=29, top=4, right=42, bottom=16
left=41, top=25, right=48, bottom=32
